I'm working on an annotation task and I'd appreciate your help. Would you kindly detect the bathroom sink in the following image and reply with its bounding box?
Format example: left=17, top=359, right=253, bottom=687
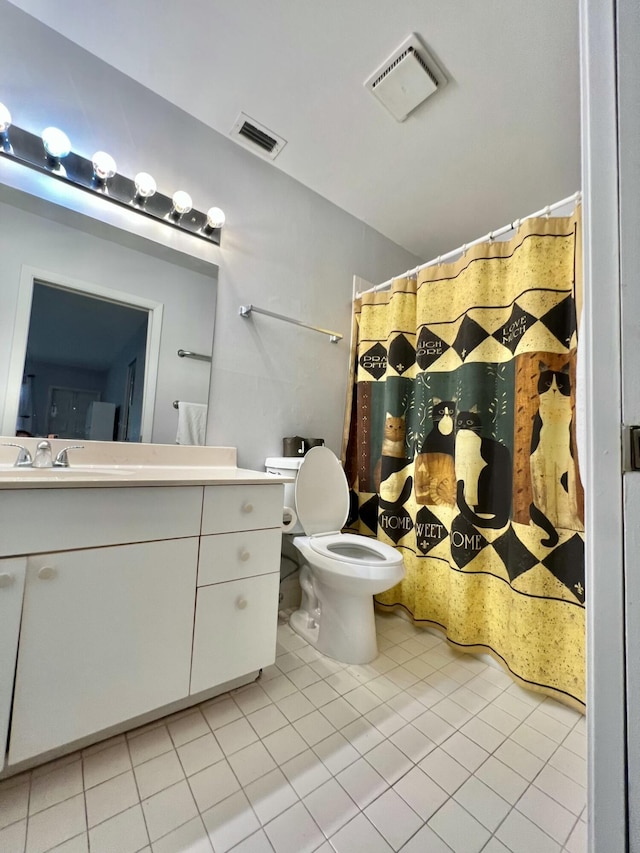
left=0, top=466, right=136, bottom=479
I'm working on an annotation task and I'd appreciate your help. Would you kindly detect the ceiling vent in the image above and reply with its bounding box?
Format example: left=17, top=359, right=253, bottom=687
left=230, top=113, right=287, bottom=160
left=364, top=33, right=446, bottom=122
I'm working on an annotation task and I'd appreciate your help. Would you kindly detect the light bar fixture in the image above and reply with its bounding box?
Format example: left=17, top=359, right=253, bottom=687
left=0, top=102, right=224, bottom=246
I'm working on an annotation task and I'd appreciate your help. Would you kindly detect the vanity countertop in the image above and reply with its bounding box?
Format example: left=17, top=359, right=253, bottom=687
left=0, top=438, right=294, bottom=489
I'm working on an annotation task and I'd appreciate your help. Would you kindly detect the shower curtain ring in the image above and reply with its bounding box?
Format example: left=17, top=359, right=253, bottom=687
left=436, top=255, right=441, bottom=266
left=462, top=243, right=468, bottom=256
left=512, top=218, right=521, bottom=231
left=544, top=205, right=551, bottom=218
left=488, top=231, right=495, bottom=242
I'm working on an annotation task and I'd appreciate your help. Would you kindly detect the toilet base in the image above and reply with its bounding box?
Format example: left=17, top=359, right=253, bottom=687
left=290, top=587, right=379, bottom=665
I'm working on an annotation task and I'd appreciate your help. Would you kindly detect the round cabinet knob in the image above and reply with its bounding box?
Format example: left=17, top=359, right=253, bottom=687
left=37, top=566, right=57, bottom=580
left=0, top=572, right=14, bottom=588
left=239, top=549, right=251, bottom=562
left=235, top=596, right=248, bottom=610
left=241, top=502, right=253, bottom=514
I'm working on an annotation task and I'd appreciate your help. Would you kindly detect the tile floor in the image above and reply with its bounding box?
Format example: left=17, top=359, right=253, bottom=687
left=0, top=611, right=587, bottom=853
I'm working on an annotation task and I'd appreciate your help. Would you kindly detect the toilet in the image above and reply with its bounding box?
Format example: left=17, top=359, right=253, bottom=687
left=266, top=446, right=405, bottom=664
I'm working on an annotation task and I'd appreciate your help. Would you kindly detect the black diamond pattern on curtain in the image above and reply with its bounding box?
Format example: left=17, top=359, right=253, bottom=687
left=452, top=316, right=489, bottom=361
left=359, top=343, right=387, bottom=380
left=493, top=304, right=538, bottom=354
left=358, top=494, right=379, bottom=534
left=450, top=514, right=489, bottom=569
left=415, top=506, right=449, bottom=555
left=417, top=327, right=450, bottom=370
left=538, top=295, right=578, bottom=349
left=542, top=534, right=585, bottom=603
left=492, top=525, right=540, bottom=581
left=388, top=334, right=416, bottom=375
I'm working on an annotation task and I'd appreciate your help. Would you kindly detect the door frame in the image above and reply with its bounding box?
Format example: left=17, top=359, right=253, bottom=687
left=2, top=266, right=163, bottom=443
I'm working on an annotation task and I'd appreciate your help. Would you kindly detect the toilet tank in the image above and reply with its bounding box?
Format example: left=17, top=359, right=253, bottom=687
left=265, top=456, right=305, bottom=534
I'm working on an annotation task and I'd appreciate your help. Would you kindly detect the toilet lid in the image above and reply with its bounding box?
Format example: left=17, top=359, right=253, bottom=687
left=295, top=446, right=350, bottom=536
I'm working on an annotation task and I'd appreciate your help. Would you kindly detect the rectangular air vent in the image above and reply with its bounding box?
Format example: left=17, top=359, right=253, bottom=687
left=230, top=113, right=287, bottom=160
left=364, top=33, right=446, bottom=122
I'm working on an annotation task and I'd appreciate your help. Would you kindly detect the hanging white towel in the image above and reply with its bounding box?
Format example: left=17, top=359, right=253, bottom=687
left=176, top=402, right=208, bottom=445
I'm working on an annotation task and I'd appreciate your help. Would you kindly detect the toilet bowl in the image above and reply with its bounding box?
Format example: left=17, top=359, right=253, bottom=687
left=267, top=447, right=404, bottom=664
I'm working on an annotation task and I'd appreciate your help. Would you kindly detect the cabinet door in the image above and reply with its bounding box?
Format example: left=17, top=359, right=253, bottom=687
left=9, top=538, right=198, bottom=765
left=190, top=573, right=279, bottom=695
left=0, top=557, right=26, bottom=770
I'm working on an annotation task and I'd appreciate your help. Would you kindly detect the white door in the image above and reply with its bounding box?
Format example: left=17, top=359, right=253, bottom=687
left=9, top=538, right=198, bottom=765
left=0, top=557, right=26, bottom=770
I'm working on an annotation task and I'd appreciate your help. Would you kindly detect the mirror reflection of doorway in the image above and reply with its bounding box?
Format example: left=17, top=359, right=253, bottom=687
left=19, top=281, right=150, bottom=442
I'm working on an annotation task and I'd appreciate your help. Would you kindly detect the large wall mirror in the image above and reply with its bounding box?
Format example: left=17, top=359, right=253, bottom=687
left=0, top=182, right=218, bottom=445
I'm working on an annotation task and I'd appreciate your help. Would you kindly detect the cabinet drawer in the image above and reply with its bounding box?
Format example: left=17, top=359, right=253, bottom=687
left=198, top=529, right=282, bottom=586
left=202, top=484, right=283, bottom=534
left=0, top=487, right=203, bottom=557
left=190, top=573, right=279, bottom=695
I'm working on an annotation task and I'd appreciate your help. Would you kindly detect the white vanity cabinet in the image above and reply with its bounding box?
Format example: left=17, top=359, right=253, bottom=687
left=191, top=485, right=283, bottom=694
left=0, top=558, right=26, bottom=770
left=9, top=539, right=198, bottom=765
left=0, top=475, right=285, bottom=771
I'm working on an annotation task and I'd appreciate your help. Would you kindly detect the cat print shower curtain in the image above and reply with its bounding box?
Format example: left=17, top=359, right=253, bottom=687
left=343, top=209, right=585, bottom=710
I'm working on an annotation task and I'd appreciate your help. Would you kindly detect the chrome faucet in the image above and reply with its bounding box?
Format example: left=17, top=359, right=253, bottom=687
left=54, top=445, right=84, bottom=468
left=32, top=440, right=53, bottom=468
left=1, top=442, right=33, bottom=467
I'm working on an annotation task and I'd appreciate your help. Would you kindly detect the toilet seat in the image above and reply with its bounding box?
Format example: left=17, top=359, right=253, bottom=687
left=309, top=532, right=402, bottom=567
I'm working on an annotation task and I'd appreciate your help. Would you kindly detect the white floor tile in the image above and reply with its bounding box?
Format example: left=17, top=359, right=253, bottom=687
left=29, top=761, right=83, bottom=815
left=533, top=765, right=587, bottom=816
left=49, top=833, right=89, bottom=853
left=134, top=750, right=185, bottom=800
left=431, top=697, right=475, bottom=729
left=263, top=724, right=308, bottom=765
left=418, top=748, right=471, bottom=795
left=0, top=778, right=29, bottom=829
left=329, top=813, right=394, bottom=853
left=0, top=819, right=26, bottom=853
left=326, top=670, right=363, bottom=695
left=303, top=777, right=359, bottom=837
left=399, top=823, right=454, bottom=852
left=83, top=741, right=132, bottom=789
left=427, top=798, right=491, bottom=853
left=302, top=680, right=341, bottom=708
left=177, top=732, right=224, bottom=777
left=246, top=704, right=290, bottom=739
left=227, top=740, right=278, bottom=787
left=25, top=793, right=86, bottom=853
left=293, top=710, right=337, bottom=747
left=277, top=691, right=316, bottom=722
left=88, top=804, right=149, bottom=853
left=151, top=816, right=213, bottom=853
left=280, top=749, right=332, bottom=798
left=365, top=704, right=408, bottom=737
left=344, top=685, right=383, bottom=714
left=453, top=776, right=510, bottom=832
left=263, top=801, right=325, bottom=853
left=313, top=731, right=360, bottom=775
left=287, top=664, right=323, bottom=690
left=201, top=697, right=243, bottom=730
left=202, top=790, right=260, bottom=852
left=516, top=784, right=575, bottom=844
left=215, top=717, right=260, bottom=756
left=493, top=739, right=545, bottom=782
left=475, top=703, right=521, bottom=736
left=565, top=817, right=588, bottom=853
left=85, top=769, right=139, bottom=828
left=474, top=756, right=529, bottom=805
left=167, top=710, right=211, bottom=747
left=141, top=779, right=199, bottom=843
left=547, top=745, right=586, bottom=787
left=524, top=708, right=571, bottom=744
left=389, top=723, right=436, bottom=762
left=188, top=758, right=240, bottom=813
left=392, top=766, right=448, bottom=820
left=440, top=732, right=489, bottom=773
left=232, top=684, right=272, bottom=716
left=459, top=717, right=507, bottom=753
left=496, top=808, right=562, bottom=853
left=412, top=709, right=457, bottom=745
left=244, top=768, right=298, bottom=825
left=336, top=758, right=389, bottom=810
left=510, top=723, right=557, bottom=761
left=386, top=691, right=427, bottom=722
left=342, top=717, right=385, bottom=755
left=364, top=741, right=413, bottom=785
left=320, top=696, right=362, bottom=730
left=229, top=829, right=274, bottom=853
left=367, top=675, right=403, bottom=702
left=128, top=727, right=174, bottom=767
left=364, top=788, right=423, bottom=850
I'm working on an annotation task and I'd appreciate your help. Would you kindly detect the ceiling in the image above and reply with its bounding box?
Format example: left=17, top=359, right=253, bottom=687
left=6, top=0, right=581, bottom=261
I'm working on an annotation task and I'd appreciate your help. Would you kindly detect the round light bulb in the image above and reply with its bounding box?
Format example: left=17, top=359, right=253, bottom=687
left=134, top=171, right=156, bottom=198
left=92, top=151, right=117, bottom=181
left=0, top=102, right=11, bottom=134
left=206, top=207, right=225, bottom=229
left=42, top=127, right=71, bottom=159
left=172, top=190, right=192, bottom=215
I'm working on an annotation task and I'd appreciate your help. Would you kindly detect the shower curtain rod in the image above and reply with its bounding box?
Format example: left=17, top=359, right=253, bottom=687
left=356, top=190, right=582, bottom=298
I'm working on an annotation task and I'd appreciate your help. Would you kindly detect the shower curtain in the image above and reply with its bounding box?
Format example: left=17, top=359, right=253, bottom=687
left=343, top=209, right=585, bottom=710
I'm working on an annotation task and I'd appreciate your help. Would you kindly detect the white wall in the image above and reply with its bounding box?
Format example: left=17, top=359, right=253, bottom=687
left=0, top=0, right=421, bottom=471
left=0, top=202, right=216, bottom=445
